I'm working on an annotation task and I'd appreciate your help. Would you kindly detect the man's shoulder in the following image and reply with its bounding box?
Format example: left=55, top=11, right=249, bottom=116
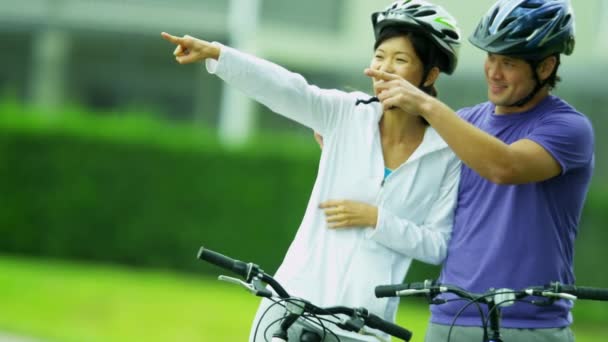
left=456, top=101, right=493, bottom=122
left=538, top=96, right=593, bottom=130
left=539, top=95, right=575, bottom=113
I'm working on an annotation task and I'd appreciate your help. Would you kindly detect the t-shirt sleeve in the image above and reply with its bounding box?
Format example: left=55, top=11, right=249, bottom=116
left=527, top=113, right=595, bottom=175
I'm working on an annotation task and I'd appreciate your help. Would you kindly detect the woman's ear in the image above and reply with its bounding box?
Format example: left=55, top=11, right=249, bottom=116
left=423, top=66, right=440, bottom=87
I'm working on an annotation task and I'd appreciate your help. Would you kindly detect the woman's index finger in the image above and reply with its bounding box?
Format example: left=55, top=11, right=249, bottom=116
left=161, top=32, right=182, bottom=45
left=364, top=68, right=399, bottom=81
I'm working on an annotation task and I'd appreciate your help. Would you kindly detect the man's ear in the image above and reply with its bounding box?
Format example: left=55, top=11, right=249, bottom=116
left=537, top=55, right=557, bottom=82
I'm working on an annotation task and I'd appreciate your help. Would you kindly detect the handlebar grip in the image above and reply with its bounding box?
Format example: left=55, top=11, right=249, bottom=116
left=563, top=285, right=608, bottom=301
left=366, top=313, right=413, bottom=342
left=375, top=281, right=431, bottom=298
left=197, top=247, right=248, bottom=278
left=375, top=284, right=410, bottom=298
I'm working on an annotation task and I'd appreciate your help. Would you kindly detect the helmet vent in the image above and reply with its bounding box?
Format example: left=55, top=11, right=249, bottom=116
left=414, top=9, right=437, bottom=17
left=520, top=1, right=543, bottom=9
left=498, top=17, right=516, bottom=31
left=489, top=8, right=499, bottom=25
left=561, top=14, right=572, bottom=28
left=442, top=29, right=459, bottom=40
left=510, top=28, right=532, bottom=39
left=538, top=9, right=560, bottom=21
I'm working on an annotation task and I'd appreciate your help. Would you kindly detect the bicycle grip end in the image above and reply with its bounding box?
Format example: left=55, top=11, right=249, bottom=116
left=366, top=313, right=413, bottom=341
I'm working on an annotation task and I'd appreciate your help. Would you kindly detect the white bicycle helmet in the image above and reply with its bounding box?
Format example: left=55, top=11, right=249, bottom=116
left=371, top=0, right=461, bottom=74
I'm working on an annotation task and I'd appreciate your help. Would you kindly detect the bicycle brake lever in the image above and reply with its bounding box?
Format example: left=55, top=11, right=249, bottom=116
left=524, top=289, right=577, bottom=301
left=337, top=316, right=365, bottom=333
left=218, top=275, right=254, bottom=290
left=542, top=291, right=577, bottom=301
left=218, top=275, right=272, bottom=297
left=251, top=278, right=273, bottom=297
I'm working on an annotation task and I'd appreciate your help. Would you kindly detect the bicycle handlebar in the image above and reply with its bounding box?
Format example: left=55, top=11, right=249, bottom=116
left=375, top=279, right=608, bottom=302
left=307, top=306, right=412, bottom=341
left=375, top=280, right=438, bottom=298
left=197, top=247, right=250, bottom=278
left=530, top=283, right=608, bottom=301
left=375, top=280, right=608, bottom=342
left=198, top=246, right=291, bottom=298
left=366, top=312, right=412, bottom=341
left=198, top=246, right=413, bottom=341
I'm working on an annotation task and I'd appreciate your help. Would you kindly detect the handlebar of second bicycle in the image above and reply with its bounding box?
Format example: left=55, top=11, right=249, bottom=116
left=374, top=279, right=608, bottom=302
left=528, top=283, right=608, bottom=301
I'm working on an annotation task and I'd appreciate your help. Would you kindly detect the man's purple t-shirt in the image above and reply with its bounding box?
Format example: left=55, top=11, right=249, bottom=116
left=431, top=95, right=595, bottom=328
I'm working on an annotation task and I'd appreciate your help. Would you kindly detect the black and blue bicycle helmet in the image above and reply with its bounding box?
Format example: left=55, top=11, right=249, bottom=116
left=469, top=0, right=575, bottom=60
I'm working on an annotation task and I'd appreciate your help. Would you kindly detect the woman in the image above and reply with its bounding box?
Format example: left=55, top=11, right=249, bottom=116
left=162, top=1, right=461, bottom=340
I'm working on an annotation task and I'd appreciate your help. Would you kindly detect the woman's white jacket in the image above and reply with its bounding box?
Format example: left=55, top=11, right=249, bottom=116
left=206, top=44, right=460, bottom=323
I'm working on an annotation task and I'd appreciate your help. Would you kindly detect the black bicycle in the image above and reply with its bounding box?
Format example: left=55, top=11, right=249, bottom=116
left=375, top=279, right=608, bottom=342
left=197, top=246, right=413, bottom=342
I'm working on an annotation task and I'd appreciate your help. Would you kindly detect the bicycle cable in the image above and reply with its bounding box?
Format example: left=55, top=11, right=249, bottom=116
left=445, top=294, right=497, bottom=342
left=482, top=297, right=536, bottom=338
left=255, top=297, right=341, bottom=341
left=446, top=291, right=537, bottom=342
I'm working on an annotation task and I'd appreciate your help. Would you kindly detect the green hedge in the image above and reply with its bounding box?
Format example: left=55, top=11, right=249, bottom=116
left=1, top=103, right=607, bottom=285
left=0, top=103, right=320, bottom=275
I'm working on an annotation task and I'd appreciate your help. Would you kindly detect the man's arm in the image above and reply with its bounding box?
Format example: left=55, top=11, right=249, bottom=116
left=421, top=98, right=561, bottom=184
left=366, top=68, right=561, bottom=185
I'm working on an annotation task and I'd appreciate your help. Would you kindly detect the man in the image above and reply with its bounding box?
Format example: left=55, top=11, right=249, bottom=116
left=365, top=0, right=594, bottom=341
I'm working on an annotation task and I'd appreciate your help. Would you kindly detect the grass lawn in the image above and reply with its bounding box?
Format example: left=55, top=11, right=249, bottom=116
left=0, top=255, right=605, bottom=341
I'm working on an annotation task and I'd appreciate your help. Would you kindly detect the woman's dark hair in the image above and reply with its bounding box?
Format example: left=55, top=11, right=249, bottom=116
left=374, top=26, right=448, bottom=98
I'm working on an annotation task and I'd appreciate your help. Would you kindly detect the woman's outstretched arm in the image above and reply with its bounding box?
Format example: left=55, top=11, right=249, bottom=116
left=161, top=32, right=361, bottom=135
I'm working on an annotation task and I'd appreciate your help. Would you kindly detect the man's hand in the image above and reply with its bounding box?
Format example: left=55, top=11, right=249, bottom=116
left=365, top=68, right=429, bottom=115
left=319, top=200, right=378, bottom=229
left=161, top=32, right=220, bottom=64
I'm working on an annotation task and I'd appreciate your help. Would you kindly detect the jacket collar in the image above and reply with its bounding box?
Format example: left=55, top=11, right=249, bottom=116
left=372, top=106, right=449, bottom=163
left=407, top=127, right=449, bottom=163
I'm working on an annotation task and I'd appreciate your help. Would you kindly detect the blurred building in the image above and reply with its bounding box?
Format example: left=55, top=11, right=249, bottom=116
left=0, top=0, right=606, bottom=166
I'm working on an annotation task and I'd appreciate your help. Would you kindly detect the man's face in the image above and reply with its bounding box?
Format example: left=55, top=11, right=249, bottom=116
left=484, top=53, right=537, bottom=113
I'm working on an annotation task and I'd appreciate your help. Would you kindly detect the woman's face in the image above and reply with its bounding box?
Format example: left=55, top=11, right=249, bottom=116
left=370, top=35, right=425, bottom=96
